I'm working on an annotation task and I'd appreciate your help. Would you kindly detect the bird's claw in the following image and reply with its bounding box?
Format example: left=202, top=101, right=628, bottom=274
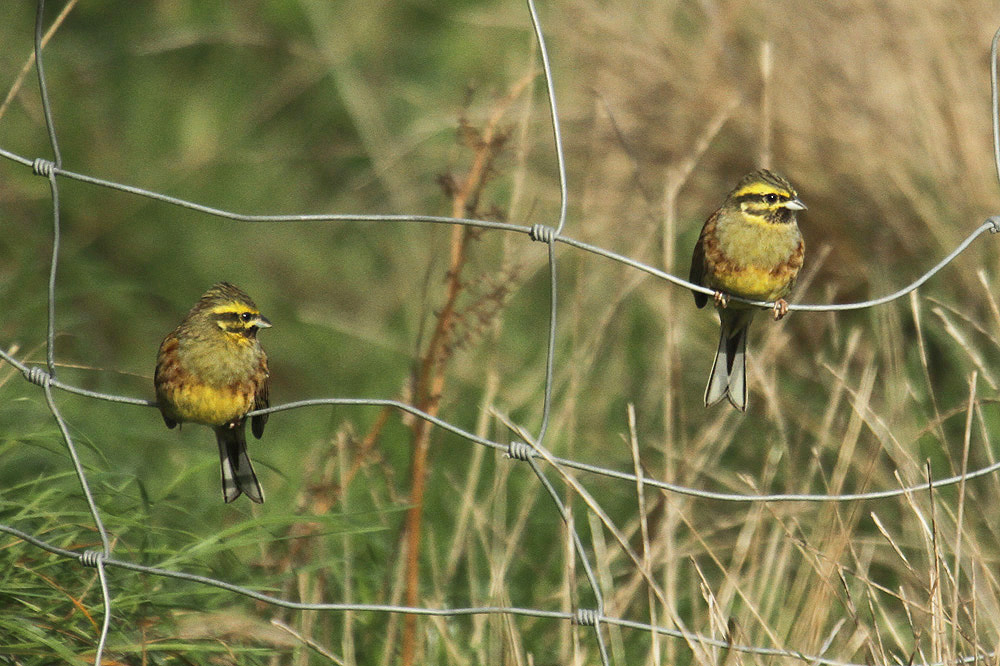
left=713, top=291, right=729, bottom=308
left=772, top=298, right=789, bottom=320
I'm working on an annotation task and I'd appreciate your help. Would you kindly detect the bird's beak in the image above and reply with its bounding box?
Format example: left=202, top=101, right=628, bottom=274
left=255, top=315, right=272, bottom=329
left=784, top=198, right=807, bottom=211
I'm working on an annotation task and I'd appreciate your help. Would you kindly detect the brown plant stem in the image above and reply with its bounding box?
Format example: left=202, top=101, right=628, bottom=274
left=399, top=73, right=533, bottom=665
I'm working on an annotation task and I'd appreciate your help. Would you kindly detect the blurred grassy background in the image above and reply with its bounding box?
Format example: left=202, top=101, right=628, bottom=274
left=2, top=0, right=1000, bottom=664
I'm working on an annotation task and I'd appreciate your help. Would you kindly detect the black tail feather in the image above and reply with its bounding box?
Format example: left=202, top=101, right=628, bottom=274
left=214, top=422, right=264, bottom=504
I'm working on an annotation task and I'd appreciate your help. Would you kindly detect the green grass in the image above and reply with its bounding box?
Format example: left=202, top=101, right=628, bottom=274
left=2, top=0, right=1000, bottom=664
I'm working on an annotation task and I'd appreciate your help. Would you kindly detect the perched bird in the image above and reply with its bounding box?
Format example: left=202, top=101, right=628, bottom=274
left=154, top=282, right=271, bottom=503
left=689, top=169, right=806, bottom=411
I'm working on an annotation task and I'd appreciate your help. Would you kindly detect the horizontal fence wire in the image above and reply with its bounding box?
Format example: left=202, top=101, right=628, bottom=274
left=2, top=1, right=1000, bottom=664
left=8, top=349, right=1000, bottom=505
left=3, top=148, right=997, bottom=313
left=0, top=520, right=924, bottom=666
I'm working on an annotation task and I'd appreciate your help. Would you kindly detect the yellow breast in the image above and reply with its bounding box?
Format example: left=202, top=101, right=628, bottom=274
left=707, top=213, right=802, bottom=301
left=709, top=265, right=794, bottom=302
left=160, top=380, right=255, bottom=427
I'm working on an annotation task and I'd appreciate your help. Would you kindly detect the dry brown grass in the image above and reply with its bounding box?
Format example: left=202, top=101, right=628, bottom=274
left=204, top=2, right=1000, bottom=662
left=492, top=2, right=1000, bottom=663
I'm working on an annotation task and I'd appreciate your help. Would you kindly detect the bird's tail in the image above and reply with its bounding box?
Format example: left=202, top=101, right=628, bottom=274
left=214, top=423, right=264, bottom=504
left=704, top=309, right=754, bottom=411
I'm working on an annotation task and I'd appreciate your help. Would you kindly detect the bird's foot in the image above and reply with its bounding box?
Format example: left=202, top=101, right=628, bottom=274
left=713, top=291, right=730, bottom=308
left=772, top=298, right=789, bottom=320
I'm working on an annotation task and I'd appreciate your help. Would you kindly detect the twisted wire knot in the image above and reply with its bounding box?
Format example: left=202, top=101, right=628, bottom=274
left=506, top=441, right=534, bottom=461
left=574, top=608, right=600, bottom=626
left=32, top=158, right=55, bottom=177
left=23, top=366, right=52, bottom=387
left=529, top=224, right=556, bottom=243
left=80, top=550, right=105, bottom=567
left=988, top=216, right=1000, bottom=234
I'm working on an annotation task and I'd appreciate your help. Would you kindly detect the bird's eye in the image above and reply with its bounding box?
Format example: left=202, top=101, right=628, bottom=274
left=764, top=193, right=779, bottom=204
left=240, top=312, right=254, bottom=322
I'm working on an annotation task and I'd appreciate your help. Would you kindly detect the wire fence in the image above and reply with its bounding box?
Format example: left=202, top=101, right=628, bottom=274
left=2, top=1, right=1000, bottom=664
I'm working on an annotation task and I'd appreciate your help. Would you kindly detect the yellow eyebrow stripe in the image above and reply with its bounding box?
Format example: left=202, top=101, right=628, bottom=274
left=209, top=305, right=258, bottom=315
left=732, top=182, right=790, bottom=197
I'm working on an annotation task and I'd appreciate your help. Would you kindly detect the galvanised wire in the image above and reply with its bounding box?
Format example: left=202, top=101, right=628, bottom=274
left=0, top=148, right=534, bottom=233
left=526, top=0, right=569, bottom=237
left=532, top=228, right=560, bottom=447
left=0, top=520, right=964, bottom=666
left=32, top=0, right=60, bottom=378
left=521, top=448, right=611, bottom=665
left=7, top=352, right=1000, bottom=506
left=1, top=1, right=1000, bottom=664
left=2, top=147, right=995, bottom=314
left=29, top=0, right=113, bottom=661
